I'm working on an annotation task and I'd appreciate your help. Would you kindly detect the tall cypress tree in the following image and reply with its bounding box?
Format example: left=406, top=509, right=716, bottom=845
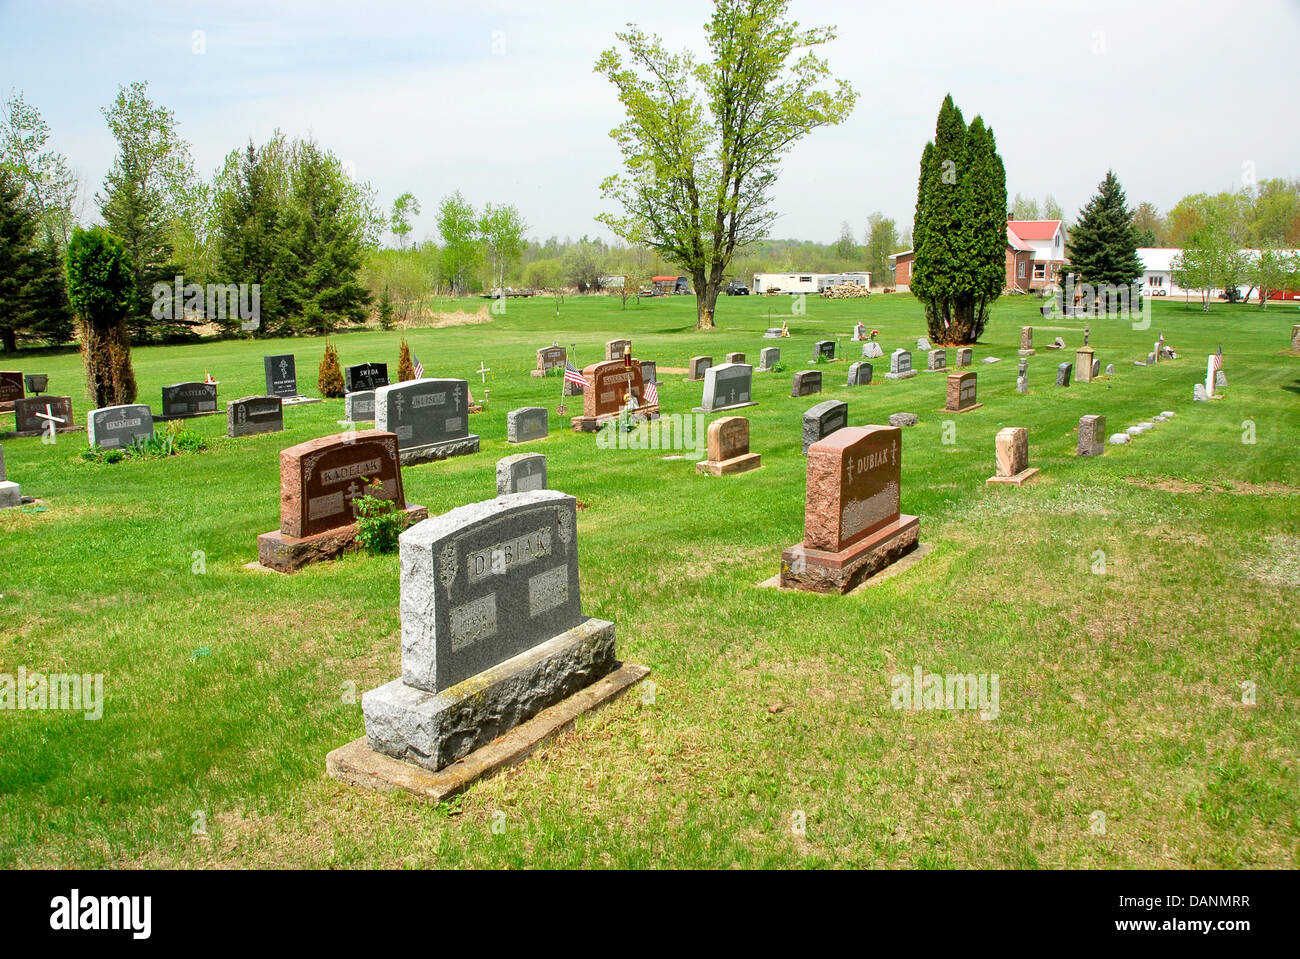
left=1068, top=170, right=1144, bottom=290
left=911, top=95, right=1006, bottom=343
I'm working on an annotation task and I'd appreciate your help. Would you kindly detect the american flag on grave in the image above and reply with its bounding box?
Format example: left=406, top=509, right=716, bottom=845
left=413, top=354, right=424, bottom=378
left=563, top=361, right=586, bottom=390
left=643, top=379, right=658, bottom=406
left=1212, top=344, right=1223, bottom=371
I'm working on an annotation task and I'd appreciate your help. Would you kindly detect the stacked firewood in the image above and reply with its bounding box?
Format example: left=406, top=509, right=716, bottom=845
left=819, top=282, right=870, bottom=299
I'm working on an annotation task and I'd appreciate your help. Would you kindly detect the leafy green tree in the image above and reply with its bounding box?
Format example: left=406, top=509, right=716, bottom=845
left=97, top=81, right=197, bottom=341
left=831, top=221, right=859, bottom=263
left=1067, top=171, right=1146, bottom=295
left=436, top=190, right=478, bottom=295
left=0, top=91, right=80, bottom=251
left=213, top=137, right=291, bottom=335
left=911, top=95, right=1005, bottom=342
left=1008, top=193, right=1040, bottom=220
left=276, top=140, right=371, bottom=334
left=596, top=0, right=856, bottom=329
left=65, top=226, right=137, bottom=406
left=478, top=202, right=527, bottom=292
left=864, top=212, right=898, bottom=287
left=390, top=192, right=420, bottom=250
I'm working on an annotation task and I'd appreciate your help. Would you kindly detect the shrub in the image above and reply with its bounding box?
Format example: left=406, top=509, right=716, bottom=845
left=378, top=285, right=394, bottom=330
left=397, top=337, right=414, bottom=381
left=353, top=480, right=410, bottom=555
left=65, top=226, right=137, bottom=407
left=318, top=339, right=345, bottom=397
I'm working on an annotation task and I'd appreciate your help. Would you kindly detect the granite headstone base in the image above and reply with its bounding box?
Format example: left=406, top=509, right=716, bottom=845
left=0, top=480, right=20, bottom=509
left=361, top=617, right=619, bottom=772
left=256, top=504, right=429, bottom=573
left=884, top=369, right=916, bottom=380
left=398, top=434, right=480, bottom=466
left=570, top=406, right=659, bottom=432
left=695, top=450, right=761, bottom=476
left=779, top=514, right=919, bottom=595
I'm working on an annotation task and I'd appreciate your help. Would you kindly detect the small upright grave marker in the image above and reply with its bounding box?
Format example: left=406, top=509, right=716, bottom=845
left=696, top=363, right=755, bottom=413
left=696, top=416, right=761, bottom=476
left=227, top=395, right=284, bottom=437
left=507, top=407, right=549, bottom=444
left=986, top=427, right=1038, bottom=486
left=802, top=399, right=847, bottom=454
left=1077, top=414, right=1105, bottom=456
left=496, top=452, right=547, bottom=494
left=846, top=361, right=873, bottom=386
left=944, top=372, right=981, bottom=413
left=791, top=369, right=822, bottom=397
left=886, top=349, right=916, bottom=380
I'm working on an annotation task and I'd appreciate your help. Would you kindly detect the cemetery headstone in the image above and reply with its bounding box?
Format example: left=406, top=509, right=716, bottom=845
left=916, top=336, right=932, bottom=351
left=1215, top=369, right=1227, bottom=389
left=264, top=354, right=298, bottom=397
left=507, top=406, right=549, bottom=444
left=945, top=372, right=980, bottom=413
left=814, top=340, right=835, bottom=361
left=1075, top=346, right=1095, bottom=383
left=0, top=443, right=20, bottom=509
left=227, top=395, right=285, bottom=437
left=13, top=396, right=75, bottom=435
left=496, top=452, right=547, bottom=494
left=573, top=359, right=649, bottom=432
left=1016, top=359, right=1028, bottom=394
left=344, top=362, right=389, bottom=393
left=696, top=415, right=761, bottom=476
left=981, top=356, right=1000, bottom=364
left=1105, top=363, right=1115, bottom=376
left=87, top=404, right=154, bottom=449
left=1109, top=433, right=1130, bottom=445
left=357, top=490, right=627, bottom=771
left=956, top=348, right=972, bottom=367
left=687, top=356, right=713, bottom=381
left=160, top=382, right=217, bottom=419
left=863, top=341, right=884, bottom=359
left=256, top=428, right=427, bottom=573
left=886, top=349, right=916, bottom=380
left=1092, top=359, right=1101, bottom=378
left=533, top=345, right=567, bottom=379
left=779, top=425, right=919, bottom=593
left=1055, top=363, right=1072, bottom=387
left=986, top=427, right=1037, bottom=485
left=1077, top=414, right=1105, bottom=457
left=345, top=390, right=376, bottom=422
left=926, top=348, right=947, bottom=372
left=639, top=361, right=657, bottom=384
left=1050, top=336, right=1066, bottom=350
left=888, top=413, right=918, bottom=428
left=696, top=363, right=755, bottom=413
left=758, top=347, right=780, bottom=371
left=1018, top=327, right=1035, bottom=356
left=0, top=370, right=23, bottom=411
left=1292, top=324, right=1300, bottom=351
left=605, top=338, right=632, bottom=362
left=375, top=378, right=480, bottom=463
left=791, top=369, right=822, bottom=398
left=802, top=399, right=847, bottom=454
left=725, top=352, right=745, bottom=364
left=847, top=361, right=873, bottom=386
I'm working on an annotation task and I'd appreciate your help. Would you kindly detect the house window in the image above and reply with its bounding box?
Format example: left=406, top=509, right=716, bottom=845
left=1018, top=261, right=1026, bottom=279
left=1033, top=263, right=1046, bottom=280
left=799, top=276, right=812, bottom=283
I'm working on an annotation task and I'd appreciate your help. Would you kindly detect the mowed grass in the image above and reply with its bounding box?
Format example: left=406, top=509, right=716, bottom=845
left=1, top=291, right=1297, bottom=869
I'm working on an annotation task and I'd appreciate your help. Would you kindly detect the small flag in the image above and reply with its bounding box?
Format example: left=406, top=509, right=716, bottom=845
left=643, top=380, right=658, bottom=406
left=413, top=355, right=424, bottom=378
left=563, top=361, right=585, bottom=390
left=1212, top=344, right=1223, bottom=371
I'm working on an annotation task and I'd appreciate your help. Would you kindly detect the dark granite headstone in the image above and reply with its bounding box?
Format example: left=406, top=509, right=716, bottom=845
left=227, top=395, right=285, bottom=437
left=264, top=354, right=298, bottom=398
left=161, top=382, right=217, bottom=418
left=87, top=404, right=154, bottom=448
left=802, top=399, right=848, bottom=454
left=344, top=363, right=389, bottom=392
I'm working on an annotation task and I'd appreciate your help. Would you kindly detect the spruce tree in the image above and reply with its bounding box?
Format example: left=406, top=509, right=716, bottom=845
left=214, top=139, right=289, bottom=336
left=0, top=169, right=72, bottom=352
left=1068, top=170, right=1145, bottom=292
left=911, top=95, right=1006, bottom=343
left=397, top=336, right=414, bottom=381
left=65, top=227, right=137, bottom=407
left=317, top=339, right=344, bottom=397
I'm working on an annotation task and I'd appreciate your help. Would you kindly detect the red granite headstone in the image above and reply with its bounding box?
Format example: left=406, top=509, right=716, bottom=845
left=804, top=426, right=901, bottom=552
left=582, top=359, right=645, bottom=419
left=280, top=430, right=406, bottom=538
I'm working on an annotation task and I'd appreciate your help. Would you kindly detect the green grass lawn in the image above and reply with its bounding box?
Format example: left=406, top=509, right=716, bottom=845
left=1, top=291, right=1298, bottom=868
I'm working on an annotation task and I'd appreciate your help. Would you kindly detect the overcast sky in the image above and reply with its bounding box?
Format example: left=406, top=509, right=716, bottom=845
left=2, top=0, right=1297, bottom=248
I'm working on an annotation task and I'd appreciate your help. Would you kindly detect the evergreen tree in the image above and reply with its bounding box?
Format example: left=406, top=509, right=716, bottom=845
left=65, top=227, right=137, bottom=406
left=277, top=141, right=370, bottom=334
left=0, top=167, right=72, bottom=351
left=213, top=138, right=290, bottom=335
left=397, top=336, right=414, bottom=381
left=1068, top=170, right=1145, bottom=292
left=379, top=285, right=395, bottom=331
left=317, top=339, right=344, bottom=397
left=911, top=95, right=1005, bottom=343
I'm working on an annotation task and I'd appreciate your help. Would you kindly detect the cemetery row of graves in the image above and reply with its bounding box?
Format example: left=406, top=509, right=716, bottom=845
left=0, top=293, right=1297, bottom=867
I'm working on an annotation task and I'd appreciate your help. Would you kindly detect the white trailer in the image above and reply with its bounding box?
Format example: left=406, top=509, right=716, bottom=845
left=753, top=271, right=871, bottom=293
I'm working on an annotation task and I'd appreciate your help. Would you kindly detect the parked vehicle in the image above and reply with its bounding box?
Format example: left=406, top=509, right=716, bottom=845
left=724, top=280, right=750, bottom=295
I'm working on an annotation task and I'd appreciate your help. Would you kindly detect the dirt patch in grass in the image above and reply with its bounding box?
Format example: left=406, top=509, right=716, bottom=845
left=1242, top=535, right=1300, bottom=588
left=401, top=306, right=492, bottom=329
left=1124, top=476, right=1299, bottom=496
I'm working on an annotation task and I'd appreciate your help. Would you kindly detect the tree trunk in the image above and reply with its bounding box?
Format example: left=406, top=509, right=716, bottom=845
left=695, top=274, right=718, bottom=330
left=2, top=327, right=16, bottom=354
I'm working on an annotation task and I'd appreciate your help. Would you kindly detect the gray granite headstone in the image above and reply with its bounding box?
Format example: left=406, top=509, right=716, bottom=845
left=814, top=340, right=835, bottom=361
left=496, top=453, right=547, bottom=495
left=1078, top=414, right=1105, bottom=456
left=1092, top=359, right=1101, bottom=379
left=507, top=406, right=549, bottom=443
left=863, top=341, right=884, bottom=359
left=1016, top=359, right=1028, bottom=394
left=161, top=382, right=217, bottom=418
left=847, top=361, right=873, bottom=386
left=699, top=363, right=754, bottom=412
left=888, top=412, right=919, bottom=428
left=345, top=390, right=376, bottom=422
left=791, top=370, right=822, bottom=397
left=639, top=361, right=657, bottom=384
left=87, top=404, right=155, bottom=449
left=802, top=399, right=847, bottom=454
left=688, top=356, right=713, bottom=380
left=956, top=348, right=972, bottom=366
left=725, top=352, right=745, bottom=364
left=264, top=354, right=298, bottom=397
left=926, top=348, right=947, bottom=371
left=1193, top=383, right=1208, bottom=401
left=344, top=362, right=389, bottom=392
left=227, top=395, right=284, bottom=437
left=758, top=347, right=780, bottom=371
left=1215, top=369, right=1227, bottom=388
left=886, top=349, right=916, bottom=380
left=916, top=337, right=932, bottom=351
left=1055, top=363, right=1072, bottom=387
left=375, top=378, right=479, bottom=462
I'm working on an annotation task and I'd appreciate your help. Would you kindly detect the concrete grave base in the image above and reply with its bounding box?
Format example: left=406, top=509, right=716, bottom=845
left=1017, top=349, right=1035, bottom=356
left=360, top=617, right=625, bottom=773
left=778, top=514, right=919, bottom=595
left=4, top=426, right=83, bottom=439
left=281, top=396, right=323, bottom=406
left=940, top=403, right=983, bottom=414
left=255, top=503, right=428, bottom=573
left=695, top=452, right=762, bottom=476
left=758, top=543, right=933, bottom=593
left=884, top=371, right=917, bottom=380
left=985, top=467, right=1040, bottom=487
left=571, top=406, right=660, bottom=432
left=398, top=435, right=480, bottom=466
left=328, top=659, right=650, bottom=803
left=153, top=411, right=217, bottom=422
left=691, top=401, right=757, bottom=414
left=0, top=480, right=21, bottom=509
